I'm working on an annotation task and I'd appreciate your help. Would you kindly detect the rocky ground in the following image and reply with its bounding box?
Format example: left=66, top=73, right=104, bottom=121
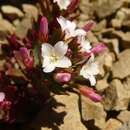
left=0, top=0, right=130, bottom=130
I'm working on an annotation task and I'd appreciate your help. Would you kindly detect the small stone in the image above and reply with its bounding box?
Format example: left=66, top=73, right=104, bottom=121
left=123, top=76, right=130, bottom=91
left=111, top=39, right=120, bottom=56
left=104, top=53, right=113, bottom=70
left=112, top=49, right=130, bottom=79
left=81, top=96, right=106, bottom=129
left=93, top=19, right=107, bottom=32
left=103, top=79, right=130, bottom=111
left=94, top=0, right=123, bottom=18
left=15, top=15, right=33, bottom=39
left=0, top=19, right=15, bottom=33
left=96, top=78, right=109, bottom=91
left=117, top=110, right=130, bottom=123
left=111, top=19, right=122, bottom=29
left=1, top=5, right=24, bottom=20
left=13, top=19, right=20, bottom=27
left=87, top=31, right=99, bottom=43
left=0, top=13, right=3, bottom=19
left=103, top=119, right=122, bottom=130
left=22, top=4, right=38, bottom=21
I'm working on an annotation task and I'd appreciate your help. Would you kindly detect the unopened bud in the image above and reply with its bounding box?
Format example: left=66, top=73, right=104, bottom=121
left=79, top=86, right=102, bottom=102
left=54, top=72, right=71, bottom=83
left=39, top=16, right=48, bottom=42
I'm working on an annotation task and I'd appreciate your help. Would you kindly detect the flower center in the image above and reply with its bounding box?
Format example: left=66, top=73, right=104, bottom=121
left=50, top=53, right=59, bottom=63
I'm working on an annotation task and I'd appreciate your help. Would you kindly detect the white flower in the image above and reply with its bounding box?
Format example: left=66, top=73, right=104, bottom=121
left=80, top=55, right=99, bottom=86
left=78, top=36, right=92, bottom=52
left=42, top=41, right=72, bottom=73
left=57, top=16, right=86, bottom=39
left=53, top=0, right=71, bottom=10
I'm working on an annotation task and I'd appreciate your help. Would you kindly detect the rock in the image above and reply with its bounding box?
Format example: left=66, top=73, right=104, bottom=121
left=96, top=51, right=112, bottom=78
left=93, top=19, right=107, bottom=32
left=123, top=77, right=130, bottom=91
left=22, top=4, right=38, bottom=21
left=81, top=96, right=106, bottom=129
left=15, top=15, right=33, bottom=39
left=87, top=31, right=99, bottom=43
left=103, top=119, right=122, bottom=130
left=28, top=93, right=87, bottom=130
left=117, top=111, right=130, bottom=123
left=112, top=31, right=130, bottom=48
left=0, top=19, right=15, bottom=33
left=116, top=119, right=130, bottom=130
left=104, top=53, right=113, bottom=70
left=96, top=78, right=109, bottom=91
left=1, top=5, right=24, bottom=20
left=80, top=0, right=95, bottom=19
left=13, top=19, right=20, bottom=27
left=112, top=49, right=130, bottom=79
left=111, top=39, right=120, bottom=56
left=103, top=79, right=130, bottom=111
left=120, top=8, right=130, bottom=28
left=111, top=19, right=122, bottom=29
left=93, top=0, right=123, bottom=18
left=0, top=13, right=3, bottom=20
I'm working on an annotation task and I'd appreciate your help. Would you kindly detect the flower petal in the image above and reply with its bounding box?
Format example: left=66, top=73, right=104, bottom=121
left=57, top=16, right=67, bottom=31
left=54, top=41, right=68, bottom=57
left=43, top=64, right=55, bottom=73
left=56, top=56, right=72, bottom=68
left=88, top=75, right=96, bottom=86
left=75, top=29, right=86, bottom=36
left=41, top=43, right=53, bottom=57
left=42, top=57, right=51, bottom=67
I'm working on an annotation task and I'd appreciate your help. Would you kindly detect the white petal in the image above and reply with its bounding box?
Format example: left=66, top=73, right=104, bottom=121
left=66, top=20, right=76, bottom=31
left=42, top=57, right=51, bottom=67
left=90, top=62, right=99, bottom=75
left=81, top=40, right=92, bottom=52
left=43, top=64, right=55, bottom=73
left=75, top=29, right=86, bottom=36
left=56, top=56, right=72, bottom=68
left=41, top=43, right=53, bottom=57
left=57, top=16, right=67, bottom=31
left=54, top=41, right=68, bottom=57
left=88, top=75, right=96, bottom=86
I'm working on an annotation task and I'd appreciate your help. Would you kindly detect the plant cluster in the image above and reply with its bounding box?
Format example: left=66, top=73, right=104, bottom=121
left=0, top=0, right=106, bottom=122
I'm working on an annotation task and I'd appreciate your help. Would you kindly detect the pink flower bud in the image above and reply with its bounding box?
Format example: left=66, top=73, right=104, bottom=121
left=54, top=72, right=71, bottom=83
left=0, top=92, right=5, bottom=102
left=91, top=43, right=107, bottom=54
left=20, top=47, right=34, bottom=68
left=79, top=86, right=102, bottom=102
left=39, top=16, right=48, bottom=42
left=83, top=21, right=96, bottom=32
